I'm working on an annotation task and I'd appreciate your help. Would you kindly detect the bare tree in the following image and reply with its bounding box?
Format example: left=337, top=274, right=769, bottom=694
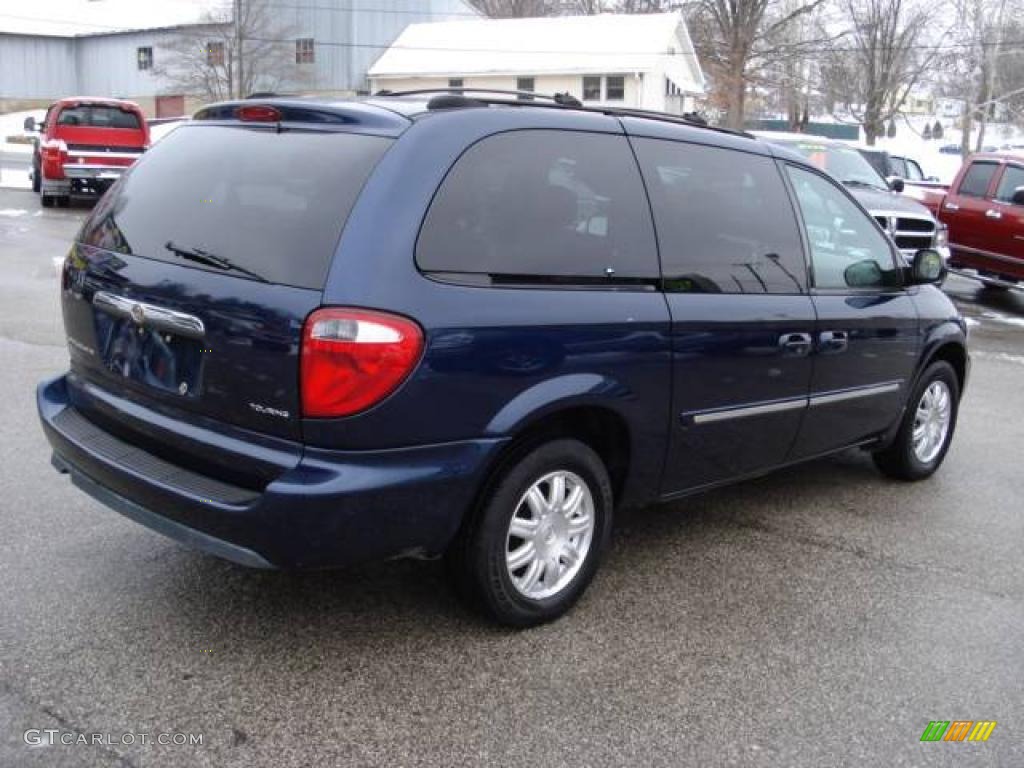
left=828, top=0, right=939, bottom=145
left=689, top=0, right=830, bottom=129
left=467, top=0, right=559, bottom=16
left=153, top=0, right=309, bottom=103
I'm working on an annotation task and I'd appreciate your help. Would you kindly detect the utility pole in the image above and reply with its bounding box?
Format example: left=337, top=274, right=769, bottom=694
left=235, top=0, right=244, bottom=99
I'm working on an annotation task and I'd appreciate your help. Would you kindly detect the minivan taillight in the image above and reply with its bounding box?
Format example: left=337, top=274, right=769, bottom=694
left=300, top=308, right=423, bottom=418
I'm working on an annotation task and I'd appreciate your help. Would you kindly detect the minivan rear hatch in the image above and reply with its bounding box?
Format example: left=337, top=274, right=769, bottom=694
left=62, top=112, right=395, bottom=445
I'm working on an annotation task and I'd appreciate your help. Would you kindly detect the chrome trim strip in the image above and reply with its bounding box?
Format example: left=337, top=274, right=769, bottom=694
left=691, top=397, right=808, bottom=425
left=67, top=150, right=141, bottom=159
left=92, top=291, right=205, bottom=339
left=689, top=381, right=904, bottom=424
left=809, top=381, right=901, bottom=406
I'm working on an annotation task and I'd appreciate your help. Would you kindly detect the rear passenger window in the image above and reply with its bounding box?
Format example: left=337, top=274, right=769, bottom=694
left=417, top=130, right=659, bottom=281
left=957, top=162, right=999, bottom=198
left=634, top=139, right=807, bottom=293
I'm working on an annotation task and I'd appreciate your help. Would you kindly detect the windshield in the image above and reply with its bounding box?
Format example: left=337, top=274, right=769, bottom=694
left=774, top=139, right=888, bottom=190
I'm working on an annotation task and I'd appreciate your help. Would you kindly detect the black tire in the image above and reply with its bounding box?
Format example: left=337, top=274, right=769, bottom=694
left=446, top=438, right=613, bottom=627
left=873, top=361, right=959, bottom=481
left=31, top=158, right=40, bottom=193
left=41, top=194, right=55, bottom=208
left=56, top=196, right=70, bottom=208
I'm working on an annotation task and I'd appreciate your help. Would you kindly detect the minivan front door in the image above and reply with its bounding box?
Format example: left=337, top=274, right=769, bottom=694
left=630, top=135, right=816, bottom=493
left=783, top=164, right=919, bottom=458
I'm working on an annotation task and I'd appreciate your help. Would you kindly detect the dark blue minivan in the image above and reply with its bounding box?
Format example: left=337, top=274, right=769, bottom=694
left=38, top=92, right=968, bottom=626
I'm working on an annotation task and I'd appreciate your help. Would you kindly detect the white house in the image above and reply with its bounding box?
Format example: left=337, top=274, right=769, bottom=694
left=367, top=12, right=705, bottom=114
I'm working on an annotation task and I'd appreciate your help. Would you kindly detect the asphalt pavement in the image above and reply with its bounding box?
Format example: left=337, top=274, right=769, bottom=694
left=1, top=186, right=1022, bottom=767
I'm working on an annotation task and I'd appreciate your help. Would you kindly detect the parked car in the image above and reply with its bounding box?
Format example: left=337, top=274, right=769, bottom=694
left=915, top=152, right=1024, bottom=287
left=37, top=94, right=968, bottom=627
left=940, top=144, right=963, bottom=155
left=855, top=146, right=941, bottom=185
left=25, top=97, right=149, bottom=207
left=754, top=132, right=950, bottom=262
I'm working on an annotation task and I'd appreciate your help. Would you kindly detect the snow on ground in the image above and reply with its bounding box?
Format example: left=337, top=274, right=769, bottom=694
left=870, top=116, right=1024, bottom=185
left=0, top=110, right=45, bottom=155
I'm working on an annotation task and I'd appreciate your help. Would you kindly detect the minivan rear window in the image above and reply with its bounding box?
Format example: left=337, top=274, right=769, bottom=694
left=80, top=126, right=391, bottom=289
left=58, top=105, right=141, bottom=129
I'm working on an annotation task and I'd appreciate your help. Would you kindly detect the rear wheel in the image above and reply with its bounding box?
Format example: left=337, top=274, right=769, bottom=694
left=56, top=196, right=70, bottom=208
left=31, top=157, right=41, bottom=193
left=873, top=361, right=959, bottom=480
left=41, top=194, right=55, bottom=208
left=447, top=438, right=613, bottom=627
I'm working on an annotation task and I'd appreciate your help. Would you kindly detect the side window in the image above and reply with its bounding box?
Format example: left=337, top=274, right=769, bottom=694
left=957, top=162, right=999, bottom=198
left=994, top=165, right=1024, bottom=204
left=890, top=157, right=908, bottom=178
left=634, top=138, right=807, bottom=294
left=785, top=165, right=899, bottom=290
left=417, top=130, right=659, bottom=280
left=906, top=159, right=924, bottom=181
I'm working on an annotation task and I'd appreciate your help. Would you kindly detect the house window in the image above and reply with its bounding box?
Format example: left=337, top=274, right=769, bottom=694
left=606, top=75, right=625, bottom=101
left=296, top=38, right=315, bottom=64
left=206, top=41, right=225, bottom=67
left=137, top=47, right=153, bottom=71
left=516, top=76, right=535, bottom=100
left=448, top=78, right=464, bottom=90
left=583, top=76, right=601, bottom=101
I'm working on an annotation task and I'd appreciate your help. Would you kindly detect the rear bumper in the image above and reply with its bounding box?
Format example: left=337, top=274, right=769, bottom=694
left=63, top=164, right=127, bottom=180
left=38, top=374, right=504, bottom=569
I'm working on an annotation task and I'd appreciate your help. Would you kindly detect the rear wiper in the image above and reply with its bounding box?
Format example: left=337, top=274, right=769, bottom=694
left=164, top=241, right=269, bottom=283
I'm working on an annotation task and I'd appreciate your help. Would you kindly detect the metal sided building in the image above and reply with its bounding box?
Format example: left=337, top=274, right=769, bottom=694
left=0, top=0, right=478, bottom=116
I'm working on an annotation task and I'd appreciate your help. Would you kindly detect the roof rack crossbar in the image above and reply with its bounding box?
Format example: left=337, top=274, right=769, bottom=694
left=375, top=87, right=581, bottom=104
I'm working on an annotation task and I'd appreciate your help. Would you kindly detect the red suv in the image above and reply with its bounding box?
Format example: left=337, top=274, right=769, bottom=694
left=26, top=97, right=149, bottom=208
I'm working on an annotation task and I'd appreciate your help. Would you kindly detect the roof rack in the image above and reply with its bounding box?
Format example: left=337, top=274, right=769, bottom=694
left=375, top=87, right=581, bottom=106
left=373, top=87, right=749, bottom=139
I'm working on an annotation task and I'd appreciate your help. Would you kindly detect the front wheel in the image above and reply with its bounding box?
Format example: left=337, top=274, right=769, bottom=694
left=873, top=361, right=959, bottom=480
left=447, top=439, right=613, bottom=627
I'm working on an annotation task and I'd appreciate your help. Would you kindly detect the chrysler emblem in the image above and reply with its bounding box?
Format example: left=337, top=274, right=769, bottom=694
left=130, top=303, right=146, bottom=325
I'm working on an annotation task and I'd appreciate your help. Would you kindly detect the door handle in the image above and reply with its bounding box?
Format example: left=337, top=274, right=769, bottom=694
left=778, top=332, right=812, bottom=356
left=985, top=209, right=1002, bottom=219
left=944, top=202, right=959, bottom=211
left=819, top=330, right=849, bottom=354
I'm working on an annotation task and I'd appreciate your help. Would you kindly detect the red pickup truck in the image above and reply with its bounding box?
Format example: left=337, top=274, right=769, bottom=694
left=915, top=152, right=1024, bottom=287
left=25, top=97, right=149, bottom=208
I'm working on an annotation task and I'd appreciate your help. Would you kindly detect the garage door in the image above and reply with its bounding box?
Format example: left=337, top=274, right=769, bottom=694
left=155, top=95, right=185, bottom=118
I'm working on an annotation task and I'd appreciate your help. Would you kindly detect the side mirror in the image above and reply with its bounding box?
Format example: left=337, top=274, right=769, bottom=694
left=844, top=259, right=884, bottom=287
left=23, top=116, right=37, bottom=132
left=1011, top=187, right=1024, bottom=206
left=910, top=249, right=946, bottom=284
left=887, top=176, right=905, bottom=193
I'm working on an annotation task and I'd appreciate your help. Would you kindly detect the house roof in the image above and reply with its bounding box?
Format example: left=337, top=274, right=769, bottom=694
left=0, top=0, right=225, bottom=38
left=368, top=12, right=704, bottom=93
